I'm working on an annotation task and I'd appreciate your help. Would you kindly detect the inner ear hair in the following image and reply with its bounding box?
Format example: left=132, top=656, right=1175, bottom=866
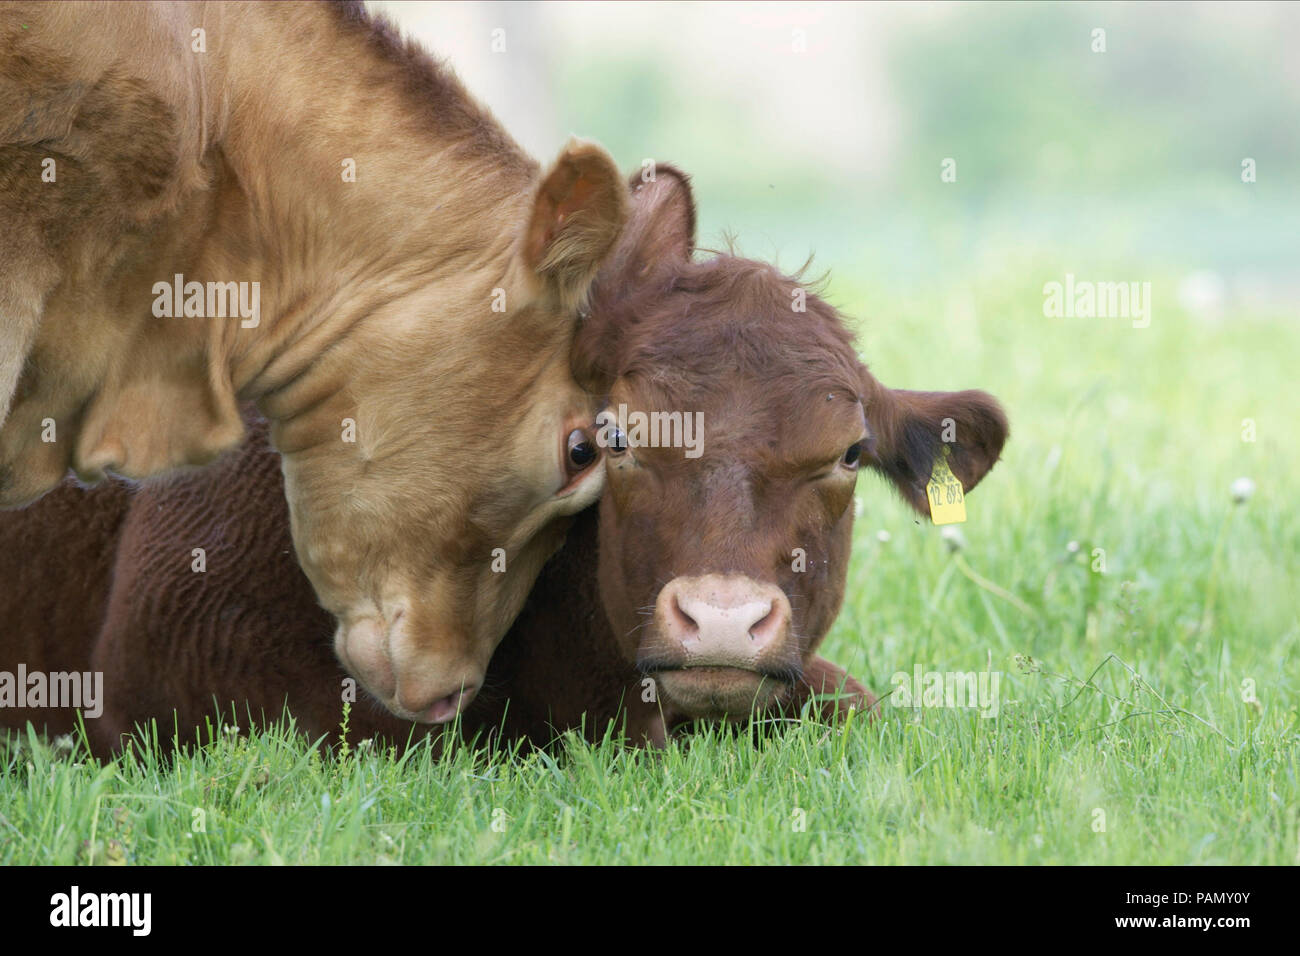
left=622, top=162, right=696, bottom=271
left=865, top=382, right=1009, bottom=514
left=525, top=140, right=629, bottom=311
left=901, top=389, right=1007, bottom=487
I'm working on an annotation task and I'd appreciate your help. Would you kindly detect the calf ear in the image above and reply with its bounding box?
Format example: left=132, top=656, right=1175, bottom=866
left=608, top=163, right=696, bottom=280
left=862, top=375, right=1009, bottom=515
left=571, top=163, right=696, bottom=393
left=524, top=139, right=629, bottom=312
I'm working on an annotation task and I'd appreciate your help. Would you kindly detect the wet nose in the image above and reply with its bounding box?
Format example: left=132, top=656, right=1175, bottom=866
left=656, top=575, right=791, bottom=664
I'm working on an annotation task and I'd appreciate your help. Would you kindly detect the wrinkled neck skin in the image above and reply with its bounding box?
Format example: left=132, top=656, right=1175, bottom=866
left=207, top=4, right=542, bottom=449
left=1, top=1, right=540, bottom=498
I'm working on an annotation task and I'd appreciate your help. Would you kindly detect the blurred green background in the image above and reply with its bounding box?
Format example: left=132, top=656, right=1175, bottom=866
left=375, top=0, right=1300, bottom=287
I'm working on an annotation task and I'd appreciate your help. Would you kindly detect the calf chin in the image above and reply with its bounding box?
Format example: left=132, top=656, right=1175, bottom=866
left=655, top=667, right=787, bottom=720
left=658, top=657, right=880, bottom=728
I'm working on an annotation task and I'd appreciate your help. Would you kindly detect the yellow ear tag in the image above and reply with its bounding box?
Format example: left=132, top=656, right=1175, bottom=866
left=926, top=447, right=967, bottom=525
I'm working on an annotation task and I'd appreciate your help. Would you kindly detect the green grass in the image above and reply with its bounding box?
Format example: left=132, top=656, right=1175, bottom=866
left=3, top=262, right=1297, bottom=865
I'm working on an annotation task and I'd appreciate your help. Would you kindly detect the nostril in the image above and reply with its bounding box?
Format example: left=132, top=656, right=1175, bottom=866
left=670, top=593, right=700, bottom=642
left=749, top=601, right=784, bottom=647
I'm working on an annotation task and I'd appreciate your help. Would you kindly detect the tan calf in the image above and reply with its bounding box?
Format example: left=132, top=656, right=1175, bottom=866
left=0, top=1, right=627, bottom=720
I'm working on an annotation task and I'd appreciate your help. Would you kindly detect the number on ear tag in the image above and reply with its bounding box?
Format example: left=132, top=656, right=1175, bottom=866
left=926, top=448, right=967, bottom=525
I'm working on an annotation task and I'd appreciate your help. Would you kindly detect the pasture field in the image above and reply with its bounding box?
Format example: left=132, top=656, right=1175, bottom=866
left=2, top=261, right=1295, bottom=865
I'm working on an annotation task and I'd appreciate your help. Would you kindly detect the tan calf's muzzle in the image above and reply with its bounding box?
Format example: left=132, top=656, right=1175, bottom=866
left=334, top=609, right=484, bottom=725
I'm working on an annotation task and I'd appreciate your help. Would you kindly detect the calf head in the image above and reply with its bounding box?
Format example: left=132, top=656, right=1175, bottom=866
left=271, top=143, right=627, bottom=723
left=574, top=168, right=1008, bottom=720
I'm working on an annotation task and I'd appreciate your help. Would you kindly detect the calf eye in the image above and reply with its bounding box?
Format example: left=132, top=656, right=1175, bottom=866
left=567, top=429, right=598, bottom=471
left=604, top=426, right=628, bottom=455
left=842, top=441, right=862, bottom=468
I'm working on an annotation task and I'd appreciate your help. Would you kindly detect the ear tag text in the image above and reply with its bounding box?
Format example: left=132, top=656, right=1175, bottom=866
left=927, top=447, right=967, bottom=525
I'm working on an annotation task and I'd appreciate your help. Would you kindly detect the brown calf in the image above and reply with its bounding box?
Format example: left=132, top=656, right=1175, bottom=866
left=0, top=166, right=1007, bottom=755
left=573, top=169, right=1008, bottom=725
left=0, top=1, right=626, bottom=722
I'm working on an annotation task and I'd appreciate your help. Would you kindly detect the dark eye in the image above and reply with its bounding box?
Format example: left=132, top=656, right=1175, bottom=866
left=603, top=426, right=628, bottom=455
left=567, top=429, right=598, bottom=471
left=842, top=442, right=862, bottom=468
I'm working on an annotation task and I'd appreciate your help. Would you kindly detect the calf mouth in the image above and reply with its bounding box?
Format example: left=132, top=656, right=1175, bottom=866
left=647, top=664, right=798, bottom=720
